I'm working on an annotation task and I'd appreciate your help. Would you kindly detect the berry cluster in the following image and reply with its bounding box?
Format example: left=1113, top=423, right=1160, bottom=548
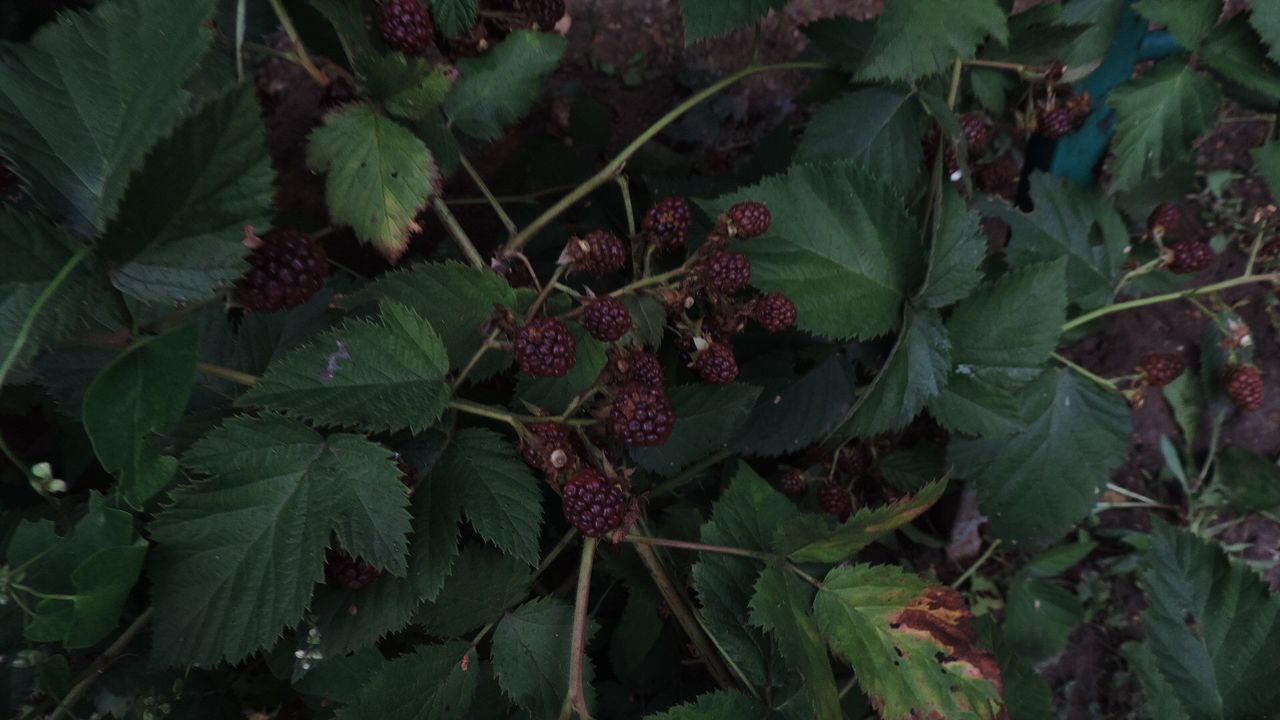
left=566, top=229, right=627, bottom=276
left=1225, top=365, right=1265, bottom=411
left=607, top=381, right=675, bottom=447
left=582, top=296, right=633, bottom=342
left=1167, top=241, right=1216, bottom=275
left=642, top=196, right=694, bottom=252
left=377, top=0, right=435, bottom=56
left=1137, top=353, right=1184, bottom=388
left=818, top=482, right=853, bottom=520
left=233, top=229, right=328, bottom=313
left=561, top=467, right=629, bottom=538
left=520, top=422, right=580, bottom=480
left=513, top=317, right=577, bottom=377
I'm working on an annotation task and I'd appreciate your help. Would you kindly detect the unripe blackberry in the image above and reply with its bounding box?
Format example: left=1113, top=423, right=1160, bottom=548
left=326, top=549, right=381, bottom=590
left=1147, top=202, right=1181, bottom=237
left=959, top=114, right=990, bottom=158
left=1224, top=365, right=1265, bottom=411
left=1137, top=353, right=1184, bottom=388
left=693, top=342, right=739, bottom=384
left=521, top=422, right=577, bottom=476
left=608, top=381, right=675, bottom=447
left=1038, top=106, right=1073, bottom=140
left=780, top=470, right=807, bottom=494
left=561, top=467, right=628, bottom=538
left=642, top=196, right=693, bottom=252
left=582, top=296, right=632, bottom=342
left=567, top=230, right=626, bottom=276
left=378, top=0, right=435, bottom=56
left=704, top=251, right=751, bottom=295
left=233, top=229, right=328, bottom=313
left=753, top=292, right=797, bottom=332
left=818, top=483, right=852, bottom=520
left=1168, top=241, right=1215, bottom=274
left=514, top=317, right=577, bottom=377
left=727, top=201, right=771, bottom=239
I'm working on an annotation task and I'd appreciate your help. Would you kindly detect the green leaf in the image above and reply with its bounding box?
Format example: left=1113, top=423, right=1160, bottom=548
left=708, top=163, right=923, bottom=340
left=796, top=87, right=927, bottom=194
left=444, top=31, right=567, bottom=140
left=312, top=0, right=377, bottom=58
left=1107, top=59, right=1220, bottom=192
left=1122, top=641, right=1192, bottom=720
left=430, top=0, right=480, bottom=38
left=949, top=369, right=1131, bottom=544
left=926, top=374, right=1023, bottom=438
left=840, top=309, right=950, bottom=438
left=492, top=597, right=593, bottom=719
left=103, top=84, right=272, bottom=304
left=1199, top=17, right=1280, bottom=101
left=1252, top=1, right=1280, bottom=63
left=335, top=642, right=479, bottom=720
left=1133, top=0, right=1219, bottom=49
left=748, top=563, right=840, bottom=718
left=150, top=415, right=412, bottom=666
left=355, top=54, right=457, bottom=121
left=981, top=173, right=1128, bottom=310
left=1003, top=573, right=1085, bottom=662
left=880, top=444, right=946, bottom=493
left=306, top=105, right=436, bottom=262
left=416, top=544, right=531, bottom=637
left=0, top=0, right=217, bottom=231
left=515, top=322, right=607, bottom=414
left=644, top=691, right=762, bottom=719
left=855, top=0, right=1007, bottom=83
left=436, top=429, right=543, bottom=565
left=813, top=565, right=1004, bottom=720
left=1140, top=521, right=1280, bottom=720
left=83, top=324, right=197, bottom=507
left=238, top=301, right=450, bottom=433
left=945, top=260, right=1068, bottom=387
left=1214, top=447, right=1280, bottom=512
left=632, top=383, right=761, bottom=477
left=732, top=349, right=858, bottom=456
left=693, top=464, right=802, bottom=690
left=918, top=186, right=986, bottom=309
left=680, top=0, right=784, bottom=44
left=620, top=294, right=666, bottom=348
left=776, top=480, right=949, bottom=562
left=1251, top=142, right=1280, bottom=202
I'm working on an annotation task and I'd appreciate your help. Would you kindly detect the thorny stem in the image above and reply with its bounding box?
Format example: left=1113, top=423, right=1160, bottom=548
left=561, top=538, right=598, bottom=720
left=266, top=0, right=328, bottom=86
left=196, top=361, right=259, bottom=387
left=0, top=245, right=93, bottom=394
left=1051, top=352, right=1118, bottom=392
left=46, top=608, right=155, bottom=720
left=504, top=62, right=827, bottom=254
left=432, top=197, right=487, bottom=269
left=1061, top=273, right=1280, bottom=332
left=950, top=539, right=1003, bottom=590
left=458, top=150, right=518, bottom=237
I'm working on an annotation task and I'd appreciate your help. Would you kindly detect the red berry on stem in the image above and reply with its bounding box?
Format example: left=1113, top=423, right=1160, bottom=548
left=378, top=0, right=435, bottom=55
left=642, top=196, right=693, bottom=252
left=818, top=483, right=852, bottom=520
left=514, top=317, right=577, bottom=377
left=582, top=296, right=633, bottom=342
left=727, top=201, right=771, bottom=239
left=1039, top=106, right=1073, bottom=140
left=568, top=230, right=627, bottom=276
left=1224, top=365, right=1265, bottom=411
left=624, top=348, right=664, bottom=387
left=326, top=548, right=381, bottom=590
left=1168, top=241, right=1215, bottom=274
left=705, top=251, right=751, bottom=295
left=521, top=422, right=578, bottom=475
left=608, top=381, right=675, bottom=447
left=1147, top=202, right=1181, bottom=236
left=976, top=155, right=1020, bottom=195
left=780, top=470, right=807, bottom=494
left=753, top=292, right=797, bottom=332
left=233, top=229, right=328, bottom=313
left=1137, top=353, right=1184, bottom=388
left=693, top=342, right=739, bottom=384
left=959, top=114, right=990, bottom=159
left=561, top=467, right=628, bottom=538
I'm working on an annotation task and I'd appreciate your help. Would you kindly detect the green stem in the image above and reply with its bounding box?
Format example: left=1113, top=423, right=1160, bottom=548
left=448, top=398, right=521, bottom=429
left=458, top=150, right=518, bottom=237
left=1051, top=352, right=1118, bottom=392
left=950, top=539, right=1002, bottom=589
left=562, top=538, right=598, bottom=720
left=504, top=62, right=827, bottom=254
left=607, top=264, right=687, bottom=299
left=445, top=182, right=583, bottom=207
left=623, top=535, right=774, bottom=561
left=1062, top=273, right=1280, bottom=332
left=450, top=330, right=502, bottom=391
left=267, top=0, right=327, bottom=86
left=525, top=264, right=570, bottom=322
left=649, top=450, right=733, bottom=498
left=1105, top=482, right=1161, bottom=506
left=432, top=196, right=487, bottom=269
left=196, top=361, right=259, bottom=387
left=48, top=608, right=154, bottom=720
left=0, top=245, right=93, bottom=394
left=1245, top=227, right=1267, bottom=276
left=616, top=176, right=637, bottom=238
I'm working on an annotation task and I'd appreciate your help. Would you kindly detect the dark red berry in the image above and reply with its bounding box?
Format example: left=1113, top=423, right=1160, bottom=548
left=378, top=0, right=435, bottom=56
left=838, top=444, right=872, bottom=476
left=520, top=422, right=577, bottom=476
left=818, top=483, right=852, bottom=520
left=514, top=317, right=577, bottom=377
left=642, top=196, right=693, bottom=252
left=1038, top=106, right=1073, bottom=140
left=753, top=292, right=796, bottom=332
left=624, top=348, right=664, bottom=386
left=561, top=467, right=628, bottom=538
left=727, top=201, right=771, bottom=239
left=233, top=229, right=328, bottom=313
left=705, top=251, right=751, bottom=295
left=568, top=230, right=627, bottom=276
left=975, top=155, right=1020, bottom=195
left=326, top=548, right=380, bottom=590
left=1168, top=241, right=1216, bottom=274
left=959, top=114, right=990, bottom=158
left=693, top=342, right=739, bottom=384
left=780, top=470, right=807, bottom=495
left=1147, top=202, right=1181, bottom=236
left=1224, top=365, right=1265, bottom=411
left=582, top=296, right=632, bottom=342
left=1137, top=353, right=1184, bottom=388
left=608, top=381, right=675, bottom=447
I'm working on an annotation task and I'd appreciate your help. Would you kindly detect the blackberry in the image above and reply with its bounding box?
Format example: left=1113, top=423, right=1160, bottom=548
left=567, top=230, right=626, bottom=276
left=521, top=422, right=577, bottom=476
left=1137, top=353, right=1184, bottom=388
left=753, top=292, right=797, bottom=332
left=704, top=251, right=752, bottom=295
left=378, top=0, right=435, bottom=56
left=818, top=483, right=852, bottom=520
left=780, top=470, right=807, bottom=494
left=1168, top=241, right=1215, bottom=274
left=1147, top=202, right=1181, bottom=237
left=642, top=196, right=693, bottom=252
left=1224, top=365, right=1265, bottom=411
left=959, top=114, right=990, bottom=158
left=727, top=201, right=772, bottom=239
left=976, top=155, right=1020, bottom=196
left=582, top=296, right=632, bottom=342
left=514, top=317, right=577, bottom=377
left=838, top=444, right=872, bottom=476
left=233, top=229, right=328, bottom=313
left=326, top=548, right=380, bottom=590
left=1038, top=106, right=1073, bottom=140
left=624, top=348, right=664, bottom=386
left=693, top=342, right=739, bottom=384
left=608, top=381, right=675, bottom=447
left=561, top=467, right=628, bottom=538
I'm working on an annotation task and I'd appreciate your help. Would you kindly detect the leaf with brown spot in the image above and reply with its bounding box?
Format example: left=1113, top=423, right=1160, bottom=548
left=813, top=564, right=1004, bottom=720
